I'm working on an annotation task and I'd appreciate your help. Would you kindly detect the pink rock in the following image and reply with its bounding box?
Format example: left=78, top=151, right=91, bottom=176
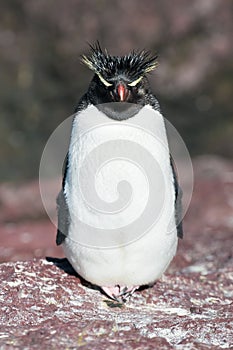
left=0, top=259, right=232, bottom=349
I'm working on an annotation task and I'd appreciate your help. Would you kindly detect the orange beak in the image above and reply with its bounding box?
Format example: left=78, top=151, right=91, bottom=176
left=117, top=84, right=128, bottom=102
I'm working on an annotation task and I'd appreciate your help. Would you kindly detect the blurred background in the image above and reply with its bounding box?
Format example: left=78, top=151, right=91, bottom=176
left=0, top=0, right=232, bottom=263
left=1, top=0, right=233, bottom=181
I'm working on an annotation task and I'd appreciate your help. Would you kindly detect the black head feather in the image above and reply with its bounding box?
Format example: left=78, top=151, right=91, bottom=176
left=81, top=42, right=158, bottom=80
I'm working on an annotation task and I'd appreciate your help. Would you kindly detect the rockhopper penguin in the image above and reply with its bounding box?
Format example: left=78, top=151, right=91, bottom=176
left=56, top=43, right=183, bottom=301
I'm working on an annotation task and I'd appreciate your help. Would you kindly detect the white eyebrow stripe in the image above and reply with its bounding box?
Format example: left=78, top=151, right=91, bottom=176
left=97, top=73, right=113, bottom=87
left=128, top=76, right=143, bottom=87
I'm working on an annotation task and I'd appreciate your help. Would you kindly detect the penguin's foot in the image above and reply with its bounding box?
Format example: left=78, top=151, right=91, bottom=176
left=101, top=285, right=139, bottom=302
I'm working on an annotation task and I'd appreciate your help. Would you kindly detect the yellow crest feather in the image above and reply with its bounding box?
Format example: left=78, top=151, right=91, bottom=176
left=81, top=55, right=96, bottom=72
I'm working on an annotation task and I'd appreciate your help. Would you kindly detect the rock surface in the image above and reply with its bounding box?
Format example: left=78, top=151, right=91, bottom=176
left=0, top=156, right=233, bottom=349
left=0, top=258, right=232, bottom=350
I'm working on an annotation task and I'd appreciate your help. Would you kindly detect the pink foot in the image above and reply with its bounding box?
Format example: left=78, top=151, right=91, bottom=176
left=101, top=285, right=139, bottom=301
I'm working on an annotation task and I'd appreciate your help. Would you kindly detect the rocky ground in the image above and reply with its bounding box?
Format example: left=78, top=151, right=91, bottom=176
left=0, top=156, right=232, bottom=349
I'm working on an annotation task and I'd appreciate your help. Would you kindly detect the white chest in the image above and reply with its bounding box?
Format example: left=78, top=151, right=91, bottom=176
left=63, top=103, right=178, bottom=285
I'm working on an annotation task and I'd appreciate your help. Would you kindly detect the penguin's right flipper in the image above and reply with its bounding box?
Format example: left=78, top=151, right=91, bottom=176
left=56, top=189, right=70, bottom=245
left=56, top=95, right=89, bottom=246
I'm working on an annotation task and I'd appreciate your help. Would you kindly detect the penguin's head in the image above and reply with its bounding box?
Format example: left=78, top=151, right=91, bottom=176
left=81, top=42, right=158, bottom=104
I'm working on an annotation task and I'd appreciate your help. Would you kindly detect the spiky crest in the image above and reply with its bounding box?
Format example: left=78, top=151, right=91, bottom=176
left=81, top=42, right=158, bottom=79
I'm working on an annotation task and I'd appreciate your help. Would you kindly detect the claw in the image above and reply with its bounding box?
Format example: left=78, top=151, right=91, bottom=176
left=101, top=285, right=121, bottom=301
left=101, top=285, right=139, bottom=301
left=119, top=286, right=128, bottom=295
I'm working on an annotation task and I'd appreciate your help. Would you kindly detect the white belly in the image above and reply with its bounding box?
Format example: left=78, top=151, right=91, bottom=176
left=63, top=104, right=178, bottom=286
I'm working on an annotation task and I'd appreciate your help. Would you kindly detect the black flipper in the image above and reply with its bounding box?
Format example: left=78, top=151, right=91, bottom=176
left=148, top=96, right=183, bottom=239
left=56, top=189, right=70, bottom=246
left=56, top=95, right=89, bottom=246
left=170, top=156, right=183, bottom=239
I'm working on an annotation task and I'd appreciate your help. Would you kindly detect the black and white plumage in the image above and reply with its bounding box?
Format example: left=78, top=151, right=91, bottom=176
left=56, top=43, right=183, bottom=301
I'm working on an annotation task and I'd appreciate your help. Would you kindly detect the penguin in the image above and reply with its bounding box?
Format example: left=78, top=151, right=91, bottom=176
left=56, top=42, right=183, bottom=301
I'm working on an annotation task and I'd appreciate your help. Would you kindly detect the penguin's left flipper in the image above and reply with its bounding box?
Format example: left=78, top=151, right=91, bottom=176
left=175, top=185, right=183, bottom=239
left=170, top=156, right=183, bottom=239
